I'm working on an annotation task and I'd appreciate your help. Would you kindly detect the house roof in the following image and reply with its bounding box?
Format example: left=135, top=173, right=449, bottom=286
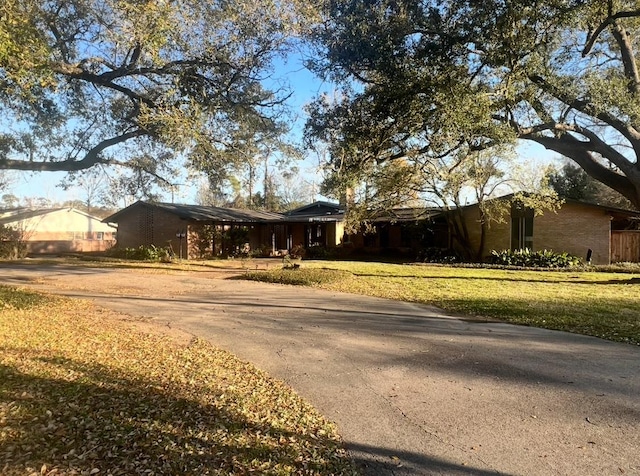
left=283, top=201, right=345, bottom=223
left=371, top=207, right=443, bottom=222
left=0, top=208, right=65, bottom=224
left=0, top=207, right=115, bottom=224
left=563, top=198, right=640, bottom=217
left=458, top=193, right=640, bottom=217
left=286, top=201, right=343, bottom=215
left=103, top=201, right=285, bottom=224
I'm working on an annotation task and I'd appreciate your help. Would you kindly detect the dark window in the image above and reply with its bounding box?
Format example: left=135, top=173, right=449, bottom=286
left=380, top=225, right=390, bottom=248
left=305, top=224, right=326, bottom=247
left=511, top=203, right=534, bottom=250
left=400, top=224, right=414, bottom=247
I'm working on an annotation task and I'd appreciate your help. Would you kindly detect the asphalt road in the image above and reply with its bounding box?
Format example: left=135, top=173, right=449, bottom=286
left=2, top=262, right=639, bottom=475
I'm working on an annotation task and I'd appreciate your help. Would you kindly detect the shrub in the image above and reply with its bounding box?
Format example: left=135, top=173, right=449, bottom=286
left=106, top=245, right=172, bottom=262
left=289, top=243, right=306, bottom=259
left=417, top=247, right=461, bottom=264
left=0, top=224, right=27, bottom=259
left=305, top=245, right=341, bottom=260
left=244, top=267, right=352, bottom=286
left=249, top=244, right=273, bottom=258
left=490, top=248, right=582, bottom=268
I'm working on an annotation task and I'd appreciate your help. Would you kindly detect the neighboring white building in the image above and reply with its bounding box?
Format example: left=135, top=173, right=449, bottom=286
left=0, top=207, right=117, bottom=254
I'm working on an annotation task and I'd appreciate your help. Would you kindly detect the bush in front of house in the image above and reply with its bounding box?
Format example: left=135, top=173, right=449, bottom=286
left=490, top=248, right=582, bottom=268
left=0, top=224, right=27, bottom=259
left=106, top=245, right=172, bottom=262
left=417, top=247, right=462, bottom=264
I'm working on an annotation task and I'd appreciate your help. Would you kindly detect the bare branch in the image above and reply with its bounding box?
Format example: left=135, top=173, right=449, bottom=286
left=528, top=74, right=640, bottom=144
left=0, top=130, right=144, bottom=172
left=583, top=9, right=640, bottom=56
left=522, top=132, right=638, bottom=202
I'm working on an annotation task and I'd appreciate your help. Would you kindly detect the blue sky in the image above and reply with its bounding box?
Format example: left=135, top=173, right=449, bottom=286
left=5, top=49, right=558, bottom=207
left=7, top=50, right=334, bottom=206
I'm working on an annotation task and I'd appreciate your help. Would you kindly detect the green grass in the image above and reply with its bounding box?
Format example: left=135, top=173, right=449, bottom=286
left=0, top=287, right=356, bottom=475
left=0, top=285, right=51, bottom=310
left=242, top=261, right=640, bottom=345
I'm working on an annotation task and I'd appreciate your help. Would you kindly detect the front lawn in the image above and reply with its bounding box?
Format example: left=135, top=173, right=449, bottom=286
left=242, top=262, right=640, bottom=345
left=0, top=285, right=356, bottom=475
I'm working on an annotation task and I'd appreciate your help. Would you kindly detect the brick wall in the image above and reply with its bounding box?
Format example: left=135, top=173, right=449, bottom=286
left=534, top=203, right=610, bottom=264
left=456, top=206, right=511, bottom=259
left=115, top=206, right=188, bottom=254
left=458, top=201, right=611, bottom=264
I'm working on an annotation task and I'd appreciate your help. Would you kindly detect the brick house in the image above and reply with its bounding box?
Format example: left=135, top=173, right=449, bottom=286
left=102, top=201, right=284, bottom=258
left=0, top=207, right=117, bottom=254
left=450, top=198, right=640, bottom=264
left=103, top=201, right=352, bottom=259
left=319, top=197, right=639, bottom=264
left=280, top=202, right=346, bottom=251
left=103, top=198, right=639, bottom=264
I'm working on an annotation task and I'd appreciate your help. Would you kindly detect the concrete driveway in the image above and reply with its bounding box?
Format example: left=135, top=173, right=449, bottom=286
left=2, top=262, right=639, bottom=475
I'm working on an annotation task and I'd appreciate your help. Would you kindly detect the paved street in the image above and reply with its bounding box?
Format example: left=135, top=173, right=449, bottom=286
left=2, top=262, right=639, bottom=475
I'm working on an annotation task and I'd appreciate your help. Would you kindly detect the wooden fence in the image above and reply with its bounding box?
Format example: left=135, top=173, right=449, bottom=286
left=611, top=230, right=640, bottom=263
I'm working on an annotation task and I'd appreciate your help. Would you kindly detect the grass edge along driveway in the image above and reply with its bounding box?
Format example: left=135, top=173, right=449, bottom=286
left=241, top=261, right=640, bottom=346
left=0, top=285, right=357, bottom=476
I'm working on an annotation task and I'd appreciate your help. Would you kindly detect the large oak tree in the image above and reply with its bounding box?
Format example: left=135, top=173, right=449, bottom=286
left=0, top=0, right=307, bottom=183
left=306, top=0, right=640, bottom=209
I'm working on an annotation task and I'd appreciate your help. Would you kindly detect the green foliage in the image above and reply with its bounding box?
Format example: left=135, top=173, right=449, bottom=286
left=0, top=285, right=49, bottom=309
left=0, top=0, right=308, bottom=187
left=107, top=245, right=172, bottom=262
left=417, top=247, right=461, bottom=264
left=306, top=0, right=640, bottom=208
left=304, top=245, right=337, bottom=260
left=0, top=224, right=27, bottom=259
left=223, top=227, right=250, bottom=258
left=490, top=248, right=582, bottom=268
left=249, top=244, right=273, bottom=258
left=244, top=267, right=352, bottom=286
left=547, top=163, right=634, bottom=209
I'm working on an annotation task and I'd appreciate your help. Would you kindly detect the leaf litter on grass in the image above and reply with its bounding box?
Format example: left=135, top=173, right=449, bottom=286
left=0, top=286, right=357, bottom=475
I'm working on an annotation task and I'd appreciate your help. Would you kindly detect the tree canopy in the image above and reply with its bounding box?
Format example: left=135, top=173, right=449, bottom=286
left=547, top=162, right=634, bottom=208
left=306, top=0, right=640, bottom=209
left=0, top=0, right=308, bottom=184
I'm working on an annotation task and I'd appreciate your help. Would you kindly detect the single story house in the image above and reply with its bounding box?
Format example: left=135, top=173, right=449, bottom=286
left=102, top=201, right=285, bottom=259
left=452, top=197, right=640, bottom=264
left=103, top=197, right=640, bottom=264
left=280, top=201, right=346, bottom=251
left=102, top=200, right=431, bottom=259
left=0, top=207, right=117, bottom=254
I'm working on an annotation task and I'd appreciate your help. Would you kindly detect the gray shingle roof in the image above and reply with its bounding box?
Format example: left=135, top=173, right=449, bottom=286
left=103, top=201, right=285, bottom=223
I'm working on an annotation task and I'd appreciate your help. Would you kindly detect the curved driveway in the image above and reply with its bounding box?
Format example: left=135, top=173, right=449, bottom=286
left=2, top=262, right=639, bottom=475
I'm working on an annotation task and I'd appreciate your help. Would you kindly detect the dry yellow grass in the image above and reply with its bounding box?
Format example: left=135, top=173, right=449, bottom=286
left=0, top=286, right=356, bottom=475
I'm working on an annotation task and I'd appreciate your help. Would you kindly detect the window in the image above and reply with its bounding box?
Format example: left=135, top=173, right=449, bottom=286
left=96, top=232, right=104, bottom=241
left=511, top=203, right=534, bottom=250
left=306, top=223, right=325, bottom=247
